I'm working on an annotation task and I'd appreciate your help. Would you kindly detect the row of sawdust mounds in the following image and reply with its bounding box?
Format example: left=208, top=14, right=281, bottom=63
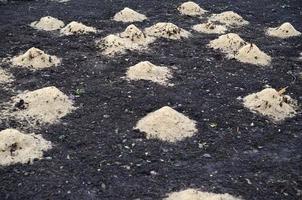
left=164, top=188, right=242, bottom=200
left=209, top=11, right=249, bottom=27
left=3, top=86, right=75, bottom=126
left=266, top=22, right=301, bottom=39
left=30, top=16, right=65, bottom=31
left=144, top=22, right=191, bottom=40
left=11, top=47, right=60, bottom=70
left=208, top=33, right=271, bottom=66
left=193, top=22, right=227, bottom=34
left=30, top=16, right=96, bottom=35
left=243, top=88, right=298, bottom=122
left=135, top=106, right=197, bottom=142
left=0, top=129, right=52, bottom=166
left=126, top=61, right=172, bottom=86
left=113, top=7, right=147, bottom=23
left=178, top=1, right=207, bottom=17
left=0, top=68, right=13, bottom=84
left=97, top=24, right=155, bottom=56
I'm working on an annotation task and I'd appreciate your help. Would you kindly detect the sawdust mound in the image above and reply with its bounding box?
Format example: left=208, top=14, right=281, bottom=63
left=243, top=88, right=298, bottom=122
left=0, top=68, right=12, bottom=84
left=0, top=129, right=52, bottom=166
left=208, top=33, right=246, bottom=56
left=266, top=22, right=301, bottom=39
left=98, top=24, right=155, bottom=56
left=11, top=47, right=60, bottom=70
left=135, top=106, right=197, bottom=142
left=164, top=189, right=242, bottom=200
left=235, top=43, right=271, bottom=66
left=193, top=22, right=227, bottom=34
left=113, top=7, right=147, bottom=23
left=209, top=11, right=249, bottom=27
left=60, top=21, right=96, bottom=35
left=178, top=1, right=207, bottom=17
left=30, top=16, right=64, bottom=31
left=145, top=22, right=191, bottom=40
left=8, top=86, right=75, bottom=125
left=126, top=61, right=172, bottom=86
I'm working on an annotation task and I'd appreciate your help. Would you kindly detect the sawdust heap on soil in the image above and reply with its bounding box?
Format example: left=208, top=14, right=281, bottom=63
left=0, top=129, right=52, bottom=166
left=209, top=11, right=249, bottom=27
left=177, top=1, right=207, bottom=17
left=60, top=21, right=96, bottom=35
left=164, top=189, right=242, bottom=200
left=235, top=43, right=271, bottom=66
left=144, top=22, right=191, bottom=40
left=126, top=61, right=172, bottom=86
left=30, top=16, right=64, bottom=31
left=0, top=68, right=12, bottom=84
left=113, top=7, right=147, bottom=23
left=243, top=88, right=298, bottom=122
left=135, top=106, right=197, bottom=142
left=192, top=22, right=227, bottom=34
left=8, top=86, right=75, bottom=125
left=98, top=24, right=155, bottom=56
left=11, top=47, right=60, bottom=70
left=208, top=33, right=246, bottom=57
left=266, top=22, right=301, bottom=39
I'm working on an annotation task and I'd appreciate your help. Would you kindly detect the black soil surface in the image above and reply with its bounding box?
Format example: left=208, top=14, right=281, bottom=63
left=0, top=0, right=301, bottom=199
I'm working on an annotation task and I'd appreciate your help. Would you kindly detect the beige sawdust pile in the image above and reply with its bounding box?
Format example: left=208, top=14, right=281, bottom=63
left=266, top=22, right=301, bottom=39
left=209, top=11, right=249, bottom=27
left=234, top=43, right=271, bottom=66
left=0, top=68, right=13, bottom=84
left=113, top=7, right=147, bottom=23
left=144, top=22, right=191, bottom=40
left=60, top=21, right=96, bottom=35
left=208, top=33, right=246, bottom=57
left=193, top=22, right=227, bottom=34
left=11, top=47, right=60, bottom=70
left=98, top=24, right=155, bottom=56
left=30, top=16, right=65, bottom=31
left=0, top=129, right=52, bottom=166
left=135, top=106, right=197, bottom=142
left=177, top=1, right=207, bottom=17
left=164, top=189, right=242, bottom=200
left=126, top=61, right=172, bottom=86
left=243, top=88, right=298, bottom=122
left=8, top=86, right=75, bottom=125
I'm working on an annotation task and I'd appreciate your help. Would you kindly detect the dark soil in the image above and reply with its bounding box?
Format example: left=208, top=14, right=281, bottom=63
left=0, top=0, right=301, bottom=199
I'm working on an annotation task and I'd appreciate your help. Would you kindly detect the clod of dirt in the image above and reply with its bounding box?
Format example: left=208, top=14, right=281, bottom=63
left=144, top=22, right=191, bottom=40
left=60, top=21, right=96, bottom=35
left=164, top=189, right=242, bottom=200
left=208, top=33, right=246, bottom=57
left=177, top=1, right=207, bottom=17
left=0, top=68, right=13, bottom=84
left=243, top=88, right=298, bottom=122
left=209, top=11, right=249, bottom=27
left=30, top=16, right=65, bottom=31
left=192, top=22, right=227, bottom=34
left=135, top=106, right=197, bottom=142
left=0, top=129, right=52, bottom=166
left=11, top=47, right=60, bottom=70
left=98, top=24, right=155, bottom=56
left=8, top=86, right=75, bottom=125
left=126, top=61, right=172, bottom=86
left=266, top=22, right=301, bottom=39
left=234, top=43, right=271, bottom=66
left=113, top=7, right=147, bottom=23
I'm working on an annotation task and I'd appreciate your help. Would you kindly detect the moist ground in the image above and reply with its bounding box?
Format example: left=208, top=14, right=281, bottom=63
left=0, top=0, right=301, bottom=200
